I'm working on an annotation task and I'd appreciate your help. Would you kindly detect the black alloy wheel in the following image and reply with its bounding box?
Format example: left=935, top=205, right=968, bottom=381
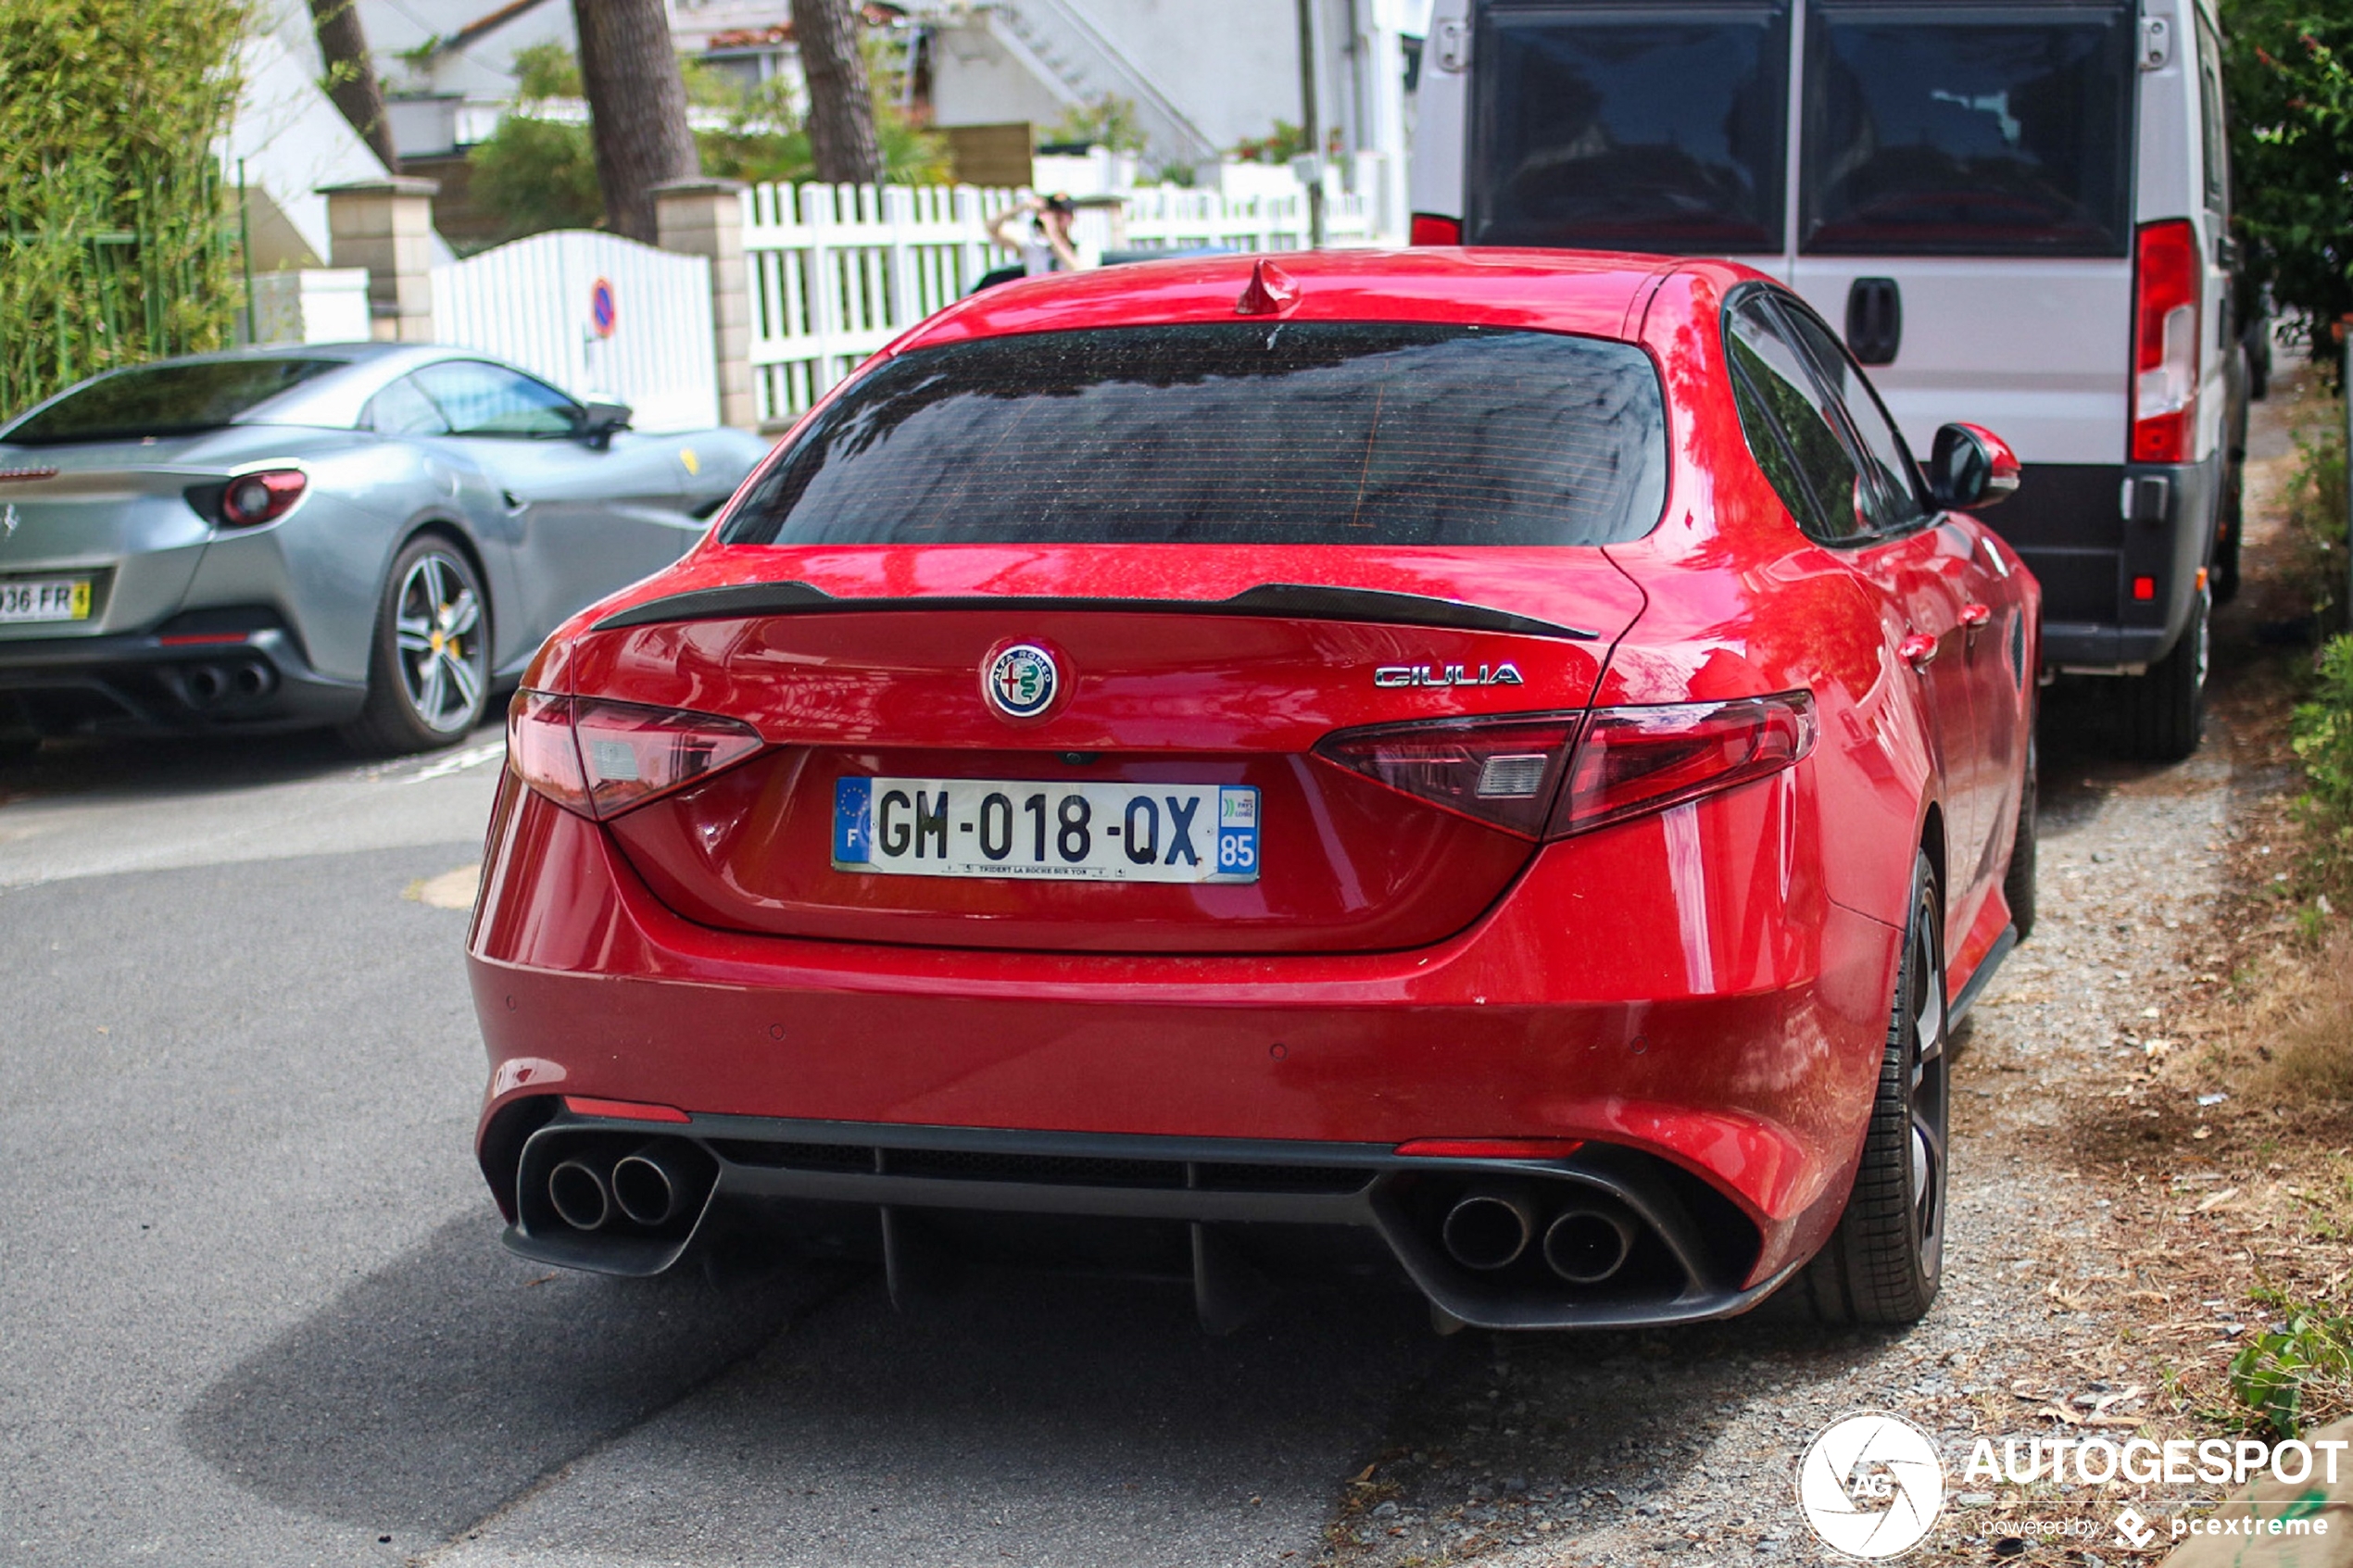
left=1798, top=850, right=1948, bottom=1326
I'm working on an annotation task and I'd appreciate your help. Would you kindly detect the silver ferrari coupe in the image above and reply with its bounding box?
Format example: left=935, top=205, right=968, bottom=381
left=0, top=345, right=770, bottom=758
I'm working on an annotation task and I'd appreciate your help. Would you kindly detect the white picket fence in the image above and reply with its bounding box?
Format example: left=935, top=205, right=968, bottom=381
left=739, top=180, right=1378, bottom=425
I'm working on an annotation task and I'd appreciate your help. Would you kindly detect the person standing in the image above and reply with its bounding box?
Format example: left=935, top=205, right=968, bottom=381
left=987, top=194, right=1082, bottom=277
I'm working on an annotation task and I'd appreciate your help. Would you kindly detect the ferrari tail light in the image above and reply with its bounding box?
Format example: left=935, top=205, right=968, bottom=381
left=1410, top=213, right=1464, bottom=245
left=1553, top=695, right=1816, bottom=836
left=2131, top=220, right=2200, bottom=464
left=508, top=691, right=764, bottom=820
left=1315, top=713, right=1582, bottom=836
left=220, top=469, right=307, bottom=527
left=1314, top=695, right=1815, bottom=841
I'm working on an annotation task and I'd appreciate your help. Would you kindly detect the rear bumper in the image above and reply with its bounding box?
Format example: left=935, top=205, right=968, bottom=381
left=496, top=1103, right=1793, bottom=1331
left=469, top=771, right=1907, bottom=1320
left=1988, top=457, right=2217, bottom=671
left=0, top=623, right=365, bottom=736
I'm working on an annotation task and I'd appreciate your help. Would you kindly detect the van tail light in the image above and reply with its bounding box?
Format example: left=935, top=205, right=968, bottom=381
left=1314, top=693, right=1815, bottom=840
left=2131, top=220, right=2200, bottom=464
left=507, top=690, right=764, bottom=820
left=1410, top=213, right=1464, bottom=245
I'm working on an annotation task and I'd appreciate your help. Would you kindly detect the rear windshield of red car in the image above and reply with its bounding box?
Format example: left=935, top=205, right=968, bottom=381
left=4, top=358, right=341, bottom=445
left=720, top=322, right=1669, bottom=548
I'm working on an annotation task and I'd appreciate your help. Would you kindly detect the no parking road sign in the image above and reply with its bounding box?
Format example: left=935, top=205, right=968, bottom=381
left=588, top=277, right=617, bottom=339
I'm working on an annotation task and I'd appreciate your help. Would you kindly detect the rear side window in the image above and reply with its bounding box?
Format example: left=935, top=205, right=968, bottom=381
left=5, top=358, right=338, bottom=445
left=1776, top=304, right=1928, bottom=533
left=1467, top=3, right=1791, bottom=254
left=1801, top=1, right=2136, bottom=257
left=1724, top=296, right=1864, bottom=542
left=722, top=323, right=1669, bottom=548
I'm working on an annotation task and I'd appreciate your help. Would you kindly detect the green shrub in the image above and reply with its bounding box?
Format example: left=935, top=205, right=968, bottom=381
left=2221, top=3, right=2353, bottom=369
left=0, top=0, right=250, bottom=419
left=467, top=114, right=604, bottom=245
left=2231, top=1292, right=2353, bottom=1437
left=2295, top=635, right=2353, bottom=871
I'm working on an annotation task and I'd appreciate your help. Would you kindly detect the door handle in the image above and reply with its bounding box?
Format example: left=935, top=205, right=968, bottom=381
left=1899, top=632, right=1939, bottom=671
left=1958, top=602, right=1993, bottom=630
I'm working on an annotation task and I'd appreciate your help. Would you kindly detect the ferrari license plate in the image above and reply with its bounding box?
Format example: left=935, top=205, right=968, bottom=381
left=0, top=577, right=91, bottom=624
left=834, top=777, right=1260, bottom=883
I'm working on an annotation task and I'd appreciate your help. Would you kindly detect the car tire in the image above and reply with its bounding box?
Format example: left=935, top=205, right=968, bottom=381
left=2213, top=469, right=2244, bottom=607
left=340, top=534, right=492, bottom=758
left=1797, top=850, right=1946, bottom=1328
left=2121, top=581, right=2208, bottom=762
left=2002, top=735, right=2037, bottom=943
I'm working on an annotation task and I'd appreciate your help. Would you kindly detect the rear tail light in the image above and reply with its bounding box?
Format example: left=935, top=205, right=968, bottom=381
left=1409, top=213, right=1464, bottom=245
left=220, top=469, right=307, bottom=527
left=2131, top=220, right=2200, bottom=464
left=1555, top=696, right=1815, bottom=835
left=508, top=691, right=764, bottom=820
left=1315, top=713, right=1581, bottom=836
left=1315, top=694, right=1815, bottom=840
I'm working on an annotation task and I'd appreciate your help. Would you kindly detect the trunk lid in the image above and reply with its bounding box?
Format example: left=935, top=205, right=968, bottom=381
left=573, top=546, right=1644, bottom=954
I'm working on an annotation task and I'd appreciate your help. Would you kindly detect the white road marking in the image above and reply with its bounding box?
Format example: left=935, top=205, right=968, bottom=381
left=407, top=741, right=507, bottom=784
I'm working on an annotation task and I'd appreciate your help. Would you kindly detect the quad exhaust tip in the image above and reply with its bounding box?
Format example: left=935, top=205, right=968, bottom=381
left=610, top=1144, right=688, bottom=1227
left=1441, top=1185, right=1539, bottom=1271
left=1439, top=1184, right=1640, bottom=1285
left=1541, top=1205, right=1636, bottom=1285
left=547, top=1157, right=610, bottom=1231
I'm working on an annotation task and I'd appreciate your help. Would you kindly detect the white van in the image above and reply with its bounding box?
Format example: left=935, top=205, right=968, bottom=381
left=1409, top=0, right=2250, bottom=759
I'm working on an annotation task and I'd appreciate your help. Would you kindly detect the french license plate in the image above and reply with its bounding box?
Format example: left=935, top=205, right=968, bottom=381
left=834, top=776, right=1260, bottom=883
left=0, top=577, right=91, bottom=624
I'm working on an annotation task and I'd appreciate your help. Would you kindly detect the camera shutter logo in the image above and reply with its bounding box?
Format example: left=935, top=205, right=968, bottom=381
left=1797, top=1413, right=1945, bottom=1559
left=984, top=643, right=1060, bottom=721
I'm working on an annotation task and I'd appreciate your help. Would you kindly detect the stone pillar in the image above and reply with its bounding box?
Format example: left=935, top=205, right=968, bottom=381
left=653, top=178, right=756, bottom=432
left=319, top=178, right=440, bottom=344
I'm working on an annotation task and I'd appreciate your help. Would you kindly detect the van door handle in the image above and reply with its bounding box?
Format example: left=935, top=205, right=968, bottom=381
left=1845, top=278, right=1903, bottom=366
left=1899, top=632, right=1939, bottom=670
left=1958, top=602, right=1993, bottom=630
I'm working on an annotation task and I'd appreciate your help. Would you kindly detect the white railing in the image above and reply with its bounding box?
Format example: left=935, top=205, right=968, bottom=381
left=738, top=179, right=1378, bottom=425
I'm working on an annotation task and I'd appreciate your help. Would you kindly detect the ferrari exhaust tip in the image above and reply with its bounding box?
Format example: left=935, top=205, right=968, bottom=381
left=1441, top=1185, right=1538, bottom=1271
left=1541, top=1204, right=1636, bottom=1285
left=547, top=1157, right=610, bottom=1231
left=610, top=1144, right=687, bottom=1227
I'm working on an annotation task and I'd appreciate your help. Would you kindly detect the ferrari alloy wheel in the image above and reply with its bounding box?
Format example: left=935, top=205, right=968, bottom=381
left=1799, top=850, right=1947, bottom=1326
left=343, top=535, right=491, bottom=756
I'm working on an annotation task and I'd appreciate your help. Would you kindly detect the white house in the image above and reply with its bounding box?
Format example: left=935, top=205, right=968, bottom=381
left=905, top=0, right=1421, bottom=240
left=224, top=0, right=408, bottom=270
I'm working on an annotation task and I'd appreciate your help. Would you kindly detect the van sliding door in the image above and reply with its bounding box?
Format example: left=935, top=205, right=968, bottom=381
left=1466, top=2, right=1791, bottom=255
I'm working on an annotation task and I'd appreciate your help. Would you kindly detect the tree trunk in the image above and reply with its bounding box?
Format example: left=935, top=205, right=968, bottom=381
left=572, top=0, right=701, bottom=243
left=308, top=0, right=399, bottom=173
left=790, top=0, right=884, bottom=185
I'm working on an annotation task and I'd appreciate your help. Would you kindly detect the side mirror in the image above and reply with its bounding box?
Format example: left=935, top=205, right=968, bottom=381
left=1927, top=422, right=2020, bottom=511
left=577, top=400, right=633, bottom=449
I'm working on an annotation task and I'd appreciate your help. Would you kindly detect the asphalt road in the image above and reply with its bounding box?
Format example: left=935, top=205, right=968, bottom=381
left=0, top=678, right=2239, bottom=1566
left=0, top=729, right=1441, bottom=1568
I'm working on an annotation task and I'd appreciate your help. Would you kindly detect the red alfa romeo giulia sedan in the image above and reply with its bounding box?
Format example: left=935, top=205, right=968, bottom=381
left=466, top=249, right=2039, bottom=1334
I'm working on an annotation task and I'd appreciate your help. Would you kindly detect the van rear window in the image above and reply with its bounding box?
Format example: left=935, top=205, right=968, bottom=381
left=1467, top=5, right=1791, bottom=255
left=1801, top=3, right=2135, bottom=257
left=720, top=323, right=1668, bottom=549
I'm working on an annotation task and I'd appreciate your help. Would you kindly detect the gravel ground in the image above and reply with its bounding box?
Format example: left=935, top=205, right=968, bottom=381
left=1308, top=386, right=2331, bottom=1568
